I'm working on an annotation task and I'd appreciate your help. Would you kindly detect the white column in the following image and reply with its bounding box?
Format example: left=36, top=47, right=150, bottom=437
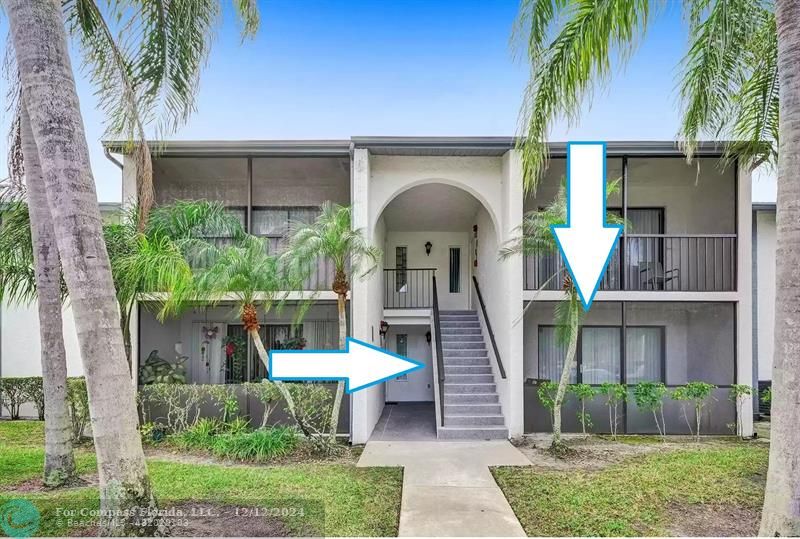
left=130, top=300, right=139, bottom=387
left=502, top=150, right=525, bottom=437
left=736, top=164, right=754, bottom=437
left=349, top=148, right=384, bottom=444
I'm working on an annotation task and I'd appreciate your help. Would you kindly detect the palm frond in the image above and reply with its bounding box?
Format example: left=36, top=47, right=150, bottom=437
left=678, top=0, right=776, bottom=168
left=0, top=201, right=36, bottom=305
left=516, top=0, right=651, bottom=191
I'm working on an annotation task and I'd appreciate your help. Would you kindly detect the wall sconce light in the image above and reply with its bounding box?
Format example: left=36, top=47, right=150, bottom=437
left=379, top=320, right=390, bottom=339
left=425, top=330, right=432, bottom=345
left=425, top=241, right=433, bottom=256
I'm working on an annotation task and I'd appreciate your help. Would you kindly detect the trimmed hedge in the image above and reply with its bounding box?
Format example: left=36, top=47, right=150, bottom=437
left=0, top=377, right=88, bottom=438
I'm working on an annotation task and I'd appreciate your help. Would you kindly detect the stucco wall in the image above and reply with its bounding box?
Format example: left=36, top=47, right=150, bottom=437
left=755, top=210, right=776, bottom=381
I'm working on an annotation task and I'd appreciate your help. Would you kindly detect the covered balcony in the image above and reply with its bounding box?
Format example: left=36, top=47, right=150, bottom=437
left=524, top=155, right=738, bottom=293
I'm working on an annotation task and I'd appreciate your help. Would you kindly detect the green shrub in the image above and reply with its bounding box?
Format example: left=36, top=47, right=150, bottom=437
left=66, top=377, right=90, bottom=440
left=761, top=387, right=772, bottom=405
left=211, top=427, right=298, bottom=462
left=243, top=381, right=282, bottom=428
left=284, top=383, right=335, bottom=451
left=0, top=377, right=35, bottom=419
left=23, top=378, right=45, bottom=421
left=208, top=385, right=241, bottom=424
left=536, top=380, right=559, bottom=433
left=672, top=381, right=716, bottom=441
left=569, top=383, right=598, bottom=437
left=728, top=384, right=753, bottom=437
left=139, top=383, right=205, bottom=432
left=171, top=418, right=223, bottom=449
left=225, top=417, right=251, bottom=436
left=598, top=382, right=627, bottom=440
left=633, top=382, right=668, bottom=441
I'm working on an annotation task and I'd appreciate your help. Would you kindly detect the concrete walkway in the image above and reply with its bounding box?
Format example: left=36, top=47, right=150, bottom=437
left=357, top=441, right=530, bottom=537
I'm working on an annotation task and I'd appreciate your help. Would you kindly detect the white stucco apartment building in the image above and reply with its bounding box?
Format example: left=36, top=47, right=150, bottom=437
left=1, top=138, right=761, bottom=440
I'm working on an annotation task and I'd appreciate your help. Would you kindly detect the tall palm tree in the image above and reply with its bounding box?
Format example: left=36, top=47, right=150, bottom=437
left=515, top=0, right=795, bottom=532
left=4, top=1, right=259, bottom=532
left=501, top=180, right=622, bottom=452
left=282, top=202, right=381, bottom=444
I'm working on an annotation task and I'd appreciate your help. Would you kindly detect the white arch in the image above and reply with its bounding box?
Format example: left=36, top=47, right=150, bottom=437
left=372, top=177, right=502, bottom=244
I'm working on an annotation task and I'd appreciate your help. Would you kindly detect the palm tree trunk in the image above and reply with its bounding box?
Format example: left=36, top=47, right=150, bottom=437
left=328, top=292, right=347, bottom=445
left=245, top=324, right=298, bottom=422
left=21, top=101, right=76, bottom=488
left=761, top=1, right=800, bottom=534
left=5, top=1, right=160, bottom=533
left=552, top=314, right=579, bottom=448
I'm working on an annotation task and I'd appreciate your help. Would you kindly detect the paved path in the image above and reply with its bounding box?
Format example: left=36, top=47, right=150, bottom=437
left=357, top=441, right=530, bottom=537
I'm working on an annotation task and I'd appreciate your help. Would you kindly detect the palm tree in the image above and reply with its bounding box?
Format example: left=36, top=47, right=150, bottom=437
left=4, top=1, right=259, bottom=532
left=501, top=180, right=622, bottom=453
left=189, top=235, right=305, bottom=428
left=107, top=200, right=245, bottom=365
left=515, top=0, right=795, bottom=532
left=282, top=202, right=381, bottom=444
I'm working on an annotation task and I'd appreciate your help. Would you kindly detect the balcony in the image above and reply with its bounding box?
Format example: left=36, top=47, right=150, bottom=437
left=524, top=234, right=737, bottom=292
left=383, top=268, right=436, bottom=309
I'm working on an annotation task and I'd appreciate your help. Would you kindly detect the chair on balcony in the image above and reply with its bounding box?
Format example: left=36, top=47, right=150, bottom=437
left=639, top=261, right=679, bottom=290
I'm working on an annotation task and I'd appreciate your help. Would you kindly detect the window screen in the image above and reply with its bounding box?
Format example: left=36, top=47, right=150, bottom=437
left=251, top=207, right=320, bottom=253
left=449, top=247, right=461, bottom=293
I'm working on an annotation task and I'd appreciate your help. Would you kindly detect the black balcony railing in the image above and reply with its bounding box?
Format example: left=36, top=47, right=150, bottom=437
left=524, top=234, right=737, bottom=292
left=384, top=268, right=436, bottom=308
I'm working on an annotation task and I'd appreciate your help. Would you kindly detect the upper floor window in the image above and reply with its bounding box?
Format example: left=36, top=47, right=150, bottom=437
left=251, top=206, right=320, bottom=253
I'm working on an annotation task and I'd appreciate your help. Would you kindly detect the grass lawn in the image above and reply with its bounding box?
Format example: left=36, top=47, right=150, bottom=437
left=0, top=421, right=402, bottom=537
left=493, top=443, right=768, bottom=536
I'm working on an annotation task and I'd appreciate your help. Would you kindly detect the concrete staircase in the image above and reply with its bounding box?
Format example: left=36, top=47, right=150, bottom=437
left=437, top=310, right=508, bottom=440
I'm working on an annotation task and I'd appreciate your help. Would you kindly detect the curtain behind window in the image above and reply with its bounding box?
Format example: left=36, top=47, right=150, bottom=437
left=625, top=327, right=663, bottom=383
left=538, top=327, right=576, bottom=382
left=581, top=327, right=621, bottom=383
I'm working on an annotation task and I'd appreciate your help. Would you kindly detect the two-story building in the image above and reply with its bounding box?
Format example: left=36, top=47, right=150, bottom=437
left=1, top=138, right=755, bottom=442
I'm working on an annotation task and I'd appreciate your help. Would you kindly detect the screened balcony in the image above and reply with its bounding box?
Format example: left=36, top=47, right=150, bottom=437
left=523, top=156, right=738, bottom=293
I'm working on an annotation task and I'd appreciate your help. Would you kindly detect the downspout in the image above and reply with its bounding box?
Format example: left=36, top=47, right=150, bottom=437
left=104, top=147, right=124, bottom=170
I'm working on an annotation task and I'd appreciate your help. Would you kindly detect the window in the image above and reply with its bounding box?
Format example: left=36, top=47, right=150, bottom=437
left=449, top=247, right=461, bottom=293
left=625, top=326, right=664, bottom=383
left=537, top=327, right=576, bottom=383
left=538, top=326, right=624, bottom=384
left=395, top=334, right=408, bottom=381
left=581, top=327, right=621, bottom=384
left=252, top=206, right=320, bottom=253
left=396, top=246, right=407, bottom=292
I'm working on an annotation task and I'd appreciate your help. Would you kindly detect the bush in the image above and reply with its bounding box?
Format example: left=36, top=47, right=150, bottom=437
left=536, top=380, right=559, bottom=432
left=633, top=382, right=669, bottom=441
left=139, top=383, right=206, bottom=432
left=23, top=378, right=45, bottom=421
left=66, top=377, right=90, bottom=440
left=672, top=381, right=716, bottom=441
left=243, top=381, right=281, bottom=428
left=171, top=417, right=223, bottom=449
left=210, top=427, right=298, bottom=462
left=598, top=382, right=627, bottom=440
left=285, top=383, right=335, bottom=452
left=569, top=383, right=598, bottom=437
left=0, top=377, right=36, bottom=419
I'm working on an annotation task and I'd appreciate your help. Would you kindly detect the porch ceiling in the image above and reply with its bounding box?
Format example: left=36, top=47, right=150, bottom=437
left=381, top=183, right=481, bottom=231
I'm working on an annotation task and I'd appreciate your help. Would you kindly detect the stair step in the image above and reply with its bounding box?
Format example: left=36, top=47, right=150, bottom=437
left=440, top=321, right=481, bottom=328
left=445, top=403, right=502, bottom=415
left=445, top=374, right=494, bottom=383
left=444, top=365, right=492, bottom=375
left=442, top=342, right=486, bottom=350
left=444, top=393, right=499, bottom=404
left=442, top=349, right=489, bottom=358
left=444, top=383, right=497, bottom=394
left=442, top=328, right=483, bottom=337
left=441, top=335, right=483, bottom=342
left=444, top=414, right=505, bottom=426
left=438, top=426, right=508, bottom=440
left=440, top=310, right=476, bottom=315
left=443, top=358, right=489, bottom=368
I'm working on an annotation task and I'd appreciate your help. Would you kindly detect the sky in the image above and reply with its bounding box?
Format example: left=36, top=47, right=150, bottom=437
left=0, top=0, right=776, bottom=203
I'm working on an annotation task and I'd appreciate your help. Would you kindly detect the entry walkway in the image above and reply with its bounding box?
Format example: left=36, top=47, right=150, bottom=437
left=357, top=441, right=529, bottom=536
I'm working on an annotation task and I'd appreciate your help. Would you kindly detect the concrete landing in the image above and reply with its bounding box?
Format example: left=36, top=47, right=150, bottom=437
left=357, top=440, right=529, bottom=537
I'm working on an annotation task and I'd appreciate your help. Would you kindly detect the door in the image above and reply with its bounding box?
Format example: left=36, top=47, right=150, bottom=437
left=385, top=330, right=434, bottom=402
